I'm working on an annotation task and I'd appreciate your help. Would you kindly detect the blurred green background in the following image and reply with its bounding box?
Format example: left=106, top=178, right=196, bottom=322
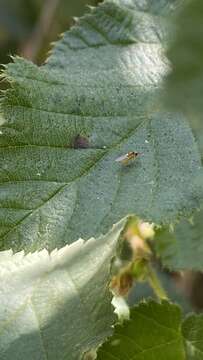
left=0, top=0, right=100, bottom=65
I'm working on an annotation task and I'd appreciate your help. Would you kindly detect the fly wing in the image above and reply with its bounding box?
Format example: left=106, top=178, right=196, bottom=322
left=115, top=154, right=128, bottom=162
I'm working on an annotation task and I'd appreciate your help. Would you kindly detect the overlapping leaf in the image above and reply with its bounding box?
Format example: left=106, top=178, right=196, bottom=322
left=0, top=218, right=126, bottom=360
left=97, top=300, right=185, bottom=359
left=97, top=300, right=203, bottom=360
left=0, top=0, right=201, bottom=253
left=155, top=207, right=203, bottom=271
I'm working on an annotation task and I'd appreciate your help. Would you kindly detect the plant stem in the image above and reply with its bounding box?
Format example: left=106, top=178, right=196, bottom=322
left=147, top=265, right=168, bottom=300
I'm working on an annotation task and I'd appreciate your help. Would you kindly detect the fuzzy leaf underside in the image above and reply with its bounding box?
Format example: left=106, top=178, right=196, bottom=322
left=110, top=0, right=184, bottom=14
left=0, top=0, right=202, bottom=252
left=97, top=300, right=203, bottom=360
left=0, top=218, right=126, bottom=360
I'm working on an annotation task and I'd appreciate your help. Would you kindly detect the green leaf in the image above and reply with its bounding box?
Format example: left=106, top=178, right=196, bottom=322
left=182, top=313, right=203, bottom=360
left=155, top=208, right=203, bottom=271
left=165, top=0, right=203, bottom=116
left=111, top=0, right=184, bottom=15
left=164, top=0, right=203, bottom=158
left=97, top=300, right=185, bottom=359
left=0, top=0, right=202, bottom=251
left=0, top=218, right=126, bottom=360
left=97, top=300, right=203, bottom=360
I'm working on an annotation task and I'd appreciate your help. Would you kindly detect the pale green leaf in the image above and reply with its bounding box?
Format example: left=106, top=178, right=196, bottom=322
left=164, top=0, right=203, bottom=159
left=182, top=314, right=203, bottom=360
left=155, top=208, right=203, bottom=271
left=165, top=0, right=203, bottom=117
left=0, top=0, right=202, bottom=252
left=111, top=0, right=184, bottom=15
left=0, top=218, right=126, bottom=360
left=97, top=300, right=185, bottom=360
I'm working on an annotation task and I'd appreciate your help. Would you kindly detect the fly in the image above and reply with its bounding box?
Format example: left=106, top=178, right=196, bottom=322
left=115, top=151, right=140, bottom=165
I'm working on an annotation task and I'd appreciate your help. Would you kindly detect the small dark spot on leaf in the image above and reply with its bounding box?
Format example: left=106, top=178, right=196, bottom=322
left=73, top=135, right=90, bottom=149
